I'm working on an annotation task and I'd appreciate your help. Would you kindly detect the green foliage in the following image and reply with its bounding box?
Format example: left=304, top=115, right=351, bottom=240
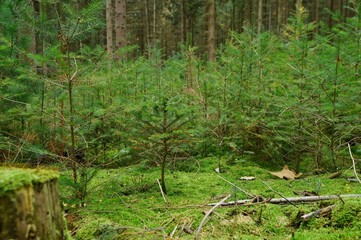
left=60, top=167, right=98, bottom=206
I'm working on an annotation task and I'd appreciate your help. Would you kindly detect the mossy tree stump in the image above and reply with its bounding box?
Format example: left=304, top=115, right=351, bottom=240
left=0, top=167, right=65, bottom=240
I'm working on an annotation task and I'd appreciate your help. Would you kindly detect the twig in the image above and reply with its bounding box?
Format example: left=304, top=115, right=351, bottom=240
left=156, top=179, right=169, bottom=206
left=217, top=175, right=254, bottom=198
left=262, top=181, right=298, bottom=208
left=301, top=205, right=335, bottom=220
left=195, top=194, right=231, bottom=240
left=208, top=194, right=361, bottom=206
left=11, top=135, right=28, bottom=164
left=348, top=143, right=361, bottom=184
left=170, top=224, right=178, bottom=238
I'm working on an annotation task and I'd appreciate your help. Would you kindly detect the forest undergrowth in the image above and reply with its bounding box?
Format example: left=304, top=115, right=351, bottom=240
left=1, top=1, right=361, bottom=239
left=59, top=156, right=361, bottom=239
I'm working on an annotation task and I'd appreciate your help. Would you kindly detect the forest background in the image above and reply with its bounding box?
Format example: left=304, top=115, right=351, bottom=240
left=0, top=0, right=360, bottom=193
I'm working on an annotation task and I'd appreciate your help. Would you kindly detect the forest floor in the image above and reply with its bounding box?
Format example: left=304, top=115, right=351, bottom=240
left=59, top=157, right=361, bottom=239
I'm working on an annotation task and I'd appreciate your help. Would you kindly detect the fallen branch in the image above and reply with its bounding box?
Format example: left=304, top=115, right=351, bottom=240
left=170, top=224, right=178, bottom=238
left=301, top=205, right=335, bottom=220
left=208, top=194, right=361, bottom=206
left=328, top=171, right=342, bottom=179
left=156, top=179, right=169, bottom=206
left=217, top=175, right=254, bottom=198
left=195, top=194, right=231, bottom=240
left=348, top=143, right=361, bottom=184
left=262, top=181, right=298, bottom=208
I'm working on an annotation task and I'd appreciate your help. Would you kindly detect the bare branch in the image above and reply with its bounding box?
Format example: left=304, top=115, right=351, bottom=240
left=348, top=143, right=361, bottom=184
left=262, top=181, right=298, bottom=208
left=217, top=175, right=254, bottom=198
left=195, top=194, right=231, bottom=239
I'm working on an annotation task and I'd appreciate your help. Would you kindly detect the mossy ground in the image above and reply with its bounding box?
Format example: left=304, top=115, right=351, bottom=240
left=58, top=157, right=361, bottom=239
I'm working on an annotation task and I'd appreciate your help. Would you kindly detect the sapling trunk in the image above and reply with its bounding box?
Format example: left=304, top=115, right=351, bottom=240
left=160, top=101, right=168, bottom=194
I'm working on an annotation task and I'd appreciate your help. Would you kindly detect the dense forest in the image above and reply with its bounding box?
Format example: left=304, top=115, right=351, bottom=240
left=1, top=0, right=361, bottom=238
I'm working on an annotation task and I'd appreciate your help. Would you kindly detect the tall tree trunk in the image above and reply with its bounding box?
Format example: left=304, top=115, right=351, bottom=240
left=315, top=0, right=320, bottom=33
left=180, top=0, right=186, bottom=44
left=328, top=0, right=335, bottom=29
left=231, top=0, right=236, bottom=31
left=276, top=0, right=281, bottom=32
left=257, top=0, right=263, bottom=34
left=153, top=0, right=156, bottom=41
left=106, top=0, right=114, bottom=59
left=114, top=0, right=126, bottom=60
left=32, top=0, right=46, bottom=130
left=206, top=0, right=216, bottom=61
left=237, top=0, right=244, bottom=32
left=267, top=0, right=272, bottom=31
left=144, top=0, right=151, bottom=57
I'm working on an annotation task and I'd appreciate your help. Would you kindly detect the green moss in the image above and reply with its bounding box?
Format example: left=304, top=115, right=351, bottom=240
left=58, top=159, right=361, bottom=239
left=0, top=167, right=59, bottom=197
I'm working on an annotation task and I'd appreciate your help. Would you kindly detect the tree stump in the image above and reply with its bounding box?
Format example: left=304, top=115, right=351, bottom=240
left=0, top=167, right=65, bottom=240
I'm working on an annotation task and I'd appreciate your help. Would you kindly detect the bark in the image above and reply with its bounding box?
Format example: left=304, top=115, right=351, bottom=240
left=0, top=170, right=65, bottom=239
left=315, top=0, right=320, bottom=33
left=115, top=0, right=127, bottom=59
left=206, top=0, right=216, bottom=61
left=180, top=0, right=186, bottom=44
left=257, top=0, right=263, bottom=34
left=276, top=0, right=282, bottom=32
left=267, top=0, right=272, bottom=31
left=106, top=0, right=114, bottom=59
left=144, top=0, right=151, bottom=54
left=32, top=0, right=46, bottom=130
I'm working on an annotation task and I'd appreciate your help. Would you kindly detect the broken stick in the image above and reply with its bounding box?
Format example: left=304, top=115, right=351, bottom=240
left=208, top=194, right=361, bottom=206
left=262, top=181, right=298, bottom=208
left=195, top=194, right=231, bottom=240
left=156, top=179, right=169, bottom=206
left=348, top=143, right=361, bottom=184
left=217, top=175, right=254, bottom=198
left=301, top=205, right=335, bottom=220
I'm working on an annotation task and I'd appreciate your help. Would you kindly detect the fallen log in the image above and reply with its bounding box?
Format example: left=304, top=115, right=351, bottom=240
left=208, top=194, right=361, bottom=206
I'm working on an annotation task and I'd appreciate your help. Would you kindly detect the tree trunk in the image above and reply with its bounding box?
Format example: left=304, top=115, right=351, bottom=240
left=276, top=0, right=280, bottom=32
left=0, top=168, right=65, bottom=240
left=114, top=0, right=127, bottom=60
left=144, top=0, right=151, bottom=56
left=257, top=0, right=263, bottom=34
left=106, top=0, right=114, bottom=59
left=238, top=0, right=244, bottom=32
left=314, top=0, right=320, bottom=33
left=180, top=0, right=186, bottom=44
left=206, top=0, right=216, bottom=61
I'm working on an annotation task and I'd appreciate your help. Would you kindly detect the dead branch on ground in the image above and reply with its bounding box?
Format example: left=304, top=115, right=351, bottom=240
left=208, top=194, right=361, bottom=206
left=301, top=205, right=335, bottom=220
left=262, top=181, right=298, bottom=208
left=157, top=179, right=169, bottom=206
left=195, top=194, right=231, bottom=239
left=217, top=175, right=254, bottom=198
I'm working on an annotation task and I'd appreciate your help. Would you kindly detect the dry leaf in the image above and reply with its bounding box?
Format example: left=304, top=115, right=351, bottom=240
left=270, top=165, right=302, bottom=180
